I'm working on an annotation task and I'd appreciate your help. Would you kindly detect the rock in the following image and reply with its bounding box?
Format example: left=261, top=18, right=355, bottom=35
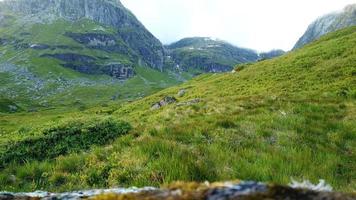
left=8, top=105, right=17, bottom=112
left=177, top=89, right=186, bottom=97
left=0, top=193, right=14, bottom=199
left=2, top=181, right=354, bottom=200
left=151, top=103, right=161, bottom=110
left=159, top=96, right=177, bottom=106
left=8, top=175, right=16, bottom=183
left=294, top=4, right=356, bottom=49
left=206, top=181, right=267, bottom=199
left=151, top=96, right=177, bottom=110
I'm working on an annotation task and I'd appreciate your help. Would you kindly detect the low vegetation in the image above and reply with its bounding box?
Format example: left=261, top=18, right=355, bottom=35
left=0, top=27, right=355, bottom=192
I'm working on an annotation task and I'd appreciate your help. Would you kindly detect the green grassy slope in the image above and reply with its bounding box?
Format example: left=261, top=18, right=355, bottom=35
left=0, top=17, right=183, bottom=112
left=0, top=27, right=355, bottom=192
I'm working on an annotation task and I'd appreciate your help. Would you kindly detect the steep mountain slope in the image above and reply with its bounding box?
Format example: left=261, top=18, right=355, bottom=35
left=1, top=27, right=355, bottom=192
left=294, top=4, right=356, bottom=49
left=166, top=37, right=259, bottom=73
left=0, top=0, right=182, bottom=111
left=0, top=0, right=165, bottom=70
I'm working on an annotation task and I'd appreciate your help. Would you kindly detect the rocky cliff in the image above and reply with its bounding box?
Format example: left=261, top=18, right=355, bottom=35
left=294, top=4, right=356, bottom=49
left=0, top=0, right=182, bottom=110
left=0, top=0, right=165, bottom=70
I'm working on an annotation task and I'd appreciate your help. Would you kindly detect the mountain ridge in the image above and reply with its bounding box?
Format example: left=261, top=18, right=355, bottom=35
left=166, top=37, right=259, bottom=73
left=294, top=4, right=356, bottom=49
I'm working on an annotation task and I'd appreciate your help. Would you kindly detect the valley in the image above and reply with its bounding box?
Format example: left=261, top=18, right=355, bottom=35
left=0, top=0, right=355, bottom=196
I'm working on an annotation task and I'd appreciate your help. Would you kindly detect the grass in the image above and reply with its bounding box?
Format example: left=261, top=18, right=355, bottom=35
left=0, top=16, right=185, bottom=111
left=0, top=27, right=355, bottom=192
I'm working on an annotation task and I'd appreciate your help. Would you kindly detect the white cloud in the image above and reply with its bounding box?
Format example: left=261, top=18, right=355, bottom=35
left=121, top=0, right=356, bottom=51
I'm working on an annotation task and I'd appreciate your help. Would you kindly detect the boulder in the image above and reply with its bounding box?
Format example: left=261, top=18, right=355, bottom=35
left=177, top=89, right=186, bottom=97
left=151, top=96, right=177, bottom=110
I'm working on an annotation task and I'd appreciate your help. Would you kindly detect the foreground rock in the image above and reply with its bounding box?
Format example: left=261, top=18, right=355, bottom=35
left=0, top=181, right=355, bottom=200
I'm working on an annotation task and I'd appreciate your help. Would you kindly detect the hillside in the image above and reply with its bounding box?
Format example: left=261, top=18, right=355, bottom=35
left=0, top=26, right=355, bottom=192
left=166, top=37, right=259, bottom=74
left=294, top=4, right=356, bottom=49
left=0, top=0, right=185, bottom=112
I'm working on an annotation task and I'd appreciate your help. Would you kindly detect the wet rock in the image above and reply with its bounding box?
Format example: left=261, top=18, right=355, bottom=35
left=160, top=96, right=177, bottom=106
left=2, top=181, right=354, bottom=200
left=0, top=193, right=14, bottom=200
left=206, top=181, right=267, bottom=199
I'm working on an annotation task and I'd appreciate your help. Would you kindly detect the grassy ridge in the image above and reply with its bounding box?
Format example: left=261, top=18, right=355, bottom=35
left=0, top=27, right=355, bottom=192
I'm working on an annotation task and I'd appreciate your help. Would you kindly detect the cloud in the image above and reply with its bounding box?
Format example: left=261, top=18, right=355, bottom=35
left=121, top=0, right=356, bottom=51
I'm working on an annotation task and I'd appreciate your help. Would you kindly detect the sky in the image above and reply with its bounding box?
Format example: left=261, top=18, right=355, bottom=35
left=121, top=0, right=356, bottom=52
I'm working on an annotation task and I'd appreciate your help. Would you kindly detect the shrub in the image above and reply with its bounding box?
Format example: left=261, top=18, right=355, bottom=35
left=0, top=118, right=131, bottom=167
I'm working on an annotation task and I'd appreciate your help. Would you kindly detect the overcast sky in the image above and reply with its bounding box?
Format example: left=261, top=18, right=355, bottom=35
left=121, top=0, right=355, bottom=52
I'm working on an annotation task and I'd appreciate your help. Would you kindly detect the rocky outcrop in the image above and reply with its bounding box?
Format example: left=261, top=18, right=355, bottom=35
left=166, top=37, right=259, bottom=73
left=294, top=4, right=356, bottom=49
left=0, top=0, right=165, bottom=70
left=151, top=96, right=177, bottom=110
left=1, top=181, right=355, bottom=200
left=41, top=53, right=134, bottom=79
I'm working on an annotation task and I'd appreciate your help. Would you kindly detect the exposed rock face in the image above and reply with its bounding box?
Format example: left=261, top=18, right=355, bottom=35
left=41, top=53, right=134, bottom=79
left=151, top=96, right=177, bottom=110
left=294, top=4, right=356, bottom=49
left=166, top=37, right=259, bottom=73
left=0, top=0, right=165, bottom=70
left=0, top=181, right=355, bottom=200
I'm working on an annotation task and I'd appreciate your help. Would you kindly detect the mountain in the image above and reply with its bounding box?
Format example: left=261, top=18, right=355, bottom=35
left=294, top=4, right=356, bottom=49
left=0, top=0, right=165, bottom=70
left=166, top=37, right=259, bottom=74
left=1, top=27, right=355, bottom=191
left=259, top=49, right=285, bottom=60
left=0, top=0, right=183, bottom=111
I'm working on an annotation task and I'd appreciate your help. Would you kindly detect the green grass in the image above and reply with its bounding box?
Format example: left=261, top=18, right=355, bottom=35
left=0, top=17, right=184, bottom=111
left=0, top=27, right=355, bottom=192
